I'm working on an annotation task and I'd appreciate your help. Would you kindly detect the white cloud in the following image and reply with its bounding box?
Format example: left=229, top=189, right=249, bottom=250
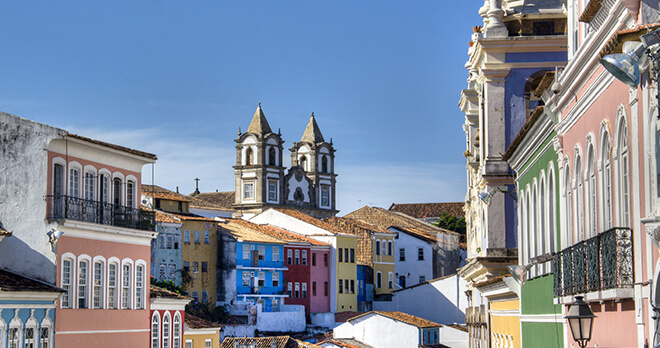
left=67, top=126, right=467, bottom=215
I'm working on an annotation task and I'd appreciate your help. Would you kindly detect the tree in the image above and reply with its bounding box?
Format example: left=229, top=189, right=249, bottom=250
left=433, top=213, right=466, bottom=242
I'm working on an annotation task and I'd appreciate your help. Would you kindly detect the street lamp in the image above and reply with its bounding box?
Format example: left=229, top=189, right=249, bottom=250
left=478, top=186, right=517, bottom=206
left=565, top=296, right=596, bottom=348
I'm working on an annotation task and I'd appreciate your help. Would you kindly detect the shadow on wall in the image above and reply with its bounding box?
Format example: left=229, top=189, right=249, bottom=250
left=0, top=233, right=57, bottom=285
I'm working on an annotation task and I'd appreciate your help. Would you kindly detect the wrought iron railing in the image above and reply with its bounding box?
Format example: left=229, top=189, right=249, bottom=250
left=554, top=227, right=633, bottom=297
left=46, top=195, right=155, bottom=231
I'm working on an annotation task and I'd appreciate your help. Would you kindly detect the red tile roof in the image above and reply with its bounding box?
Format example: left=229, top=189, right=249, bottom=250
left=190, top=191, right=236, bottom=210
left=345, top=206, right=458, bottom=237
left=219, top=219, right=286, bottom=244
left=150, top=285, right=191, bottom=300
left=142, top=185, right=193, bottom=202
left=318, top=339, right=373, bottom=348
left=220, top=336, right=321, bottom=348
left=348, top=311, right=441, bottom=328
left=259, top=225, right=331, bottom=247
left=166, top=212, right=218, bottom=222
left=388, top=202, right=465, bottom=219
left=0, top=268, right=65, bottom=293
left=334, top=311, right=364, bottom=322
left=185, top=314, right=222, bottom=329
left=271, top=208, right=347, bottom=235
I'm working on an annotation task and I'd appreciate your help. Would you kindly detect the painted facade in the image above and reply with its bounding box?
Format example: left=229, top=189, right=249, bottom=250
left=388, top=226, right=435, bottom=288
left=149, top=285, right=190, bottom=348
left=183, top=315, right=222, bottom=348
left=150, top=210, right=184, bottom=287
left=250, top=208, right=358, bottom=313
left=458, top=1, right=567, bottom=346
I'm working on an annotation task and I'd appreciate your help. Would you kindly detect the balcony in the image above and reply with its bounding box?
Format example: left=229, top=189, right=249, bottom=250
left=46, top=195, right=155, bottom=231
left=553, top=227, right=633, bottom=300
left=466, top=305, right=487, bottom=326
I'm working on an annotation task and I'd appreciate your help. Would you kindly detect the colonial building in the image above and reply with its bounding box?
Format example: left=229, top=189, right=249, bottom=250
left=230, top=104, right=338, bottom=219
left=149, top=285, right=190, bottom=348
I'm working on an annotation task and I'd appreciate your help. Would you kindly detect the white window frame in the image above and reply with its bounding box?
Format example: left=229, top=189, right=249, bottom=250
left=268, top=180, right=278, bottom=202
left=151, top=311, right=160, bottom=348
left=107, top=258, right=120, bottom=309
left=84, top=170, right=96, bottom=201
left=69, top=164, right=82, bottom=198
left=173, top=313, right=181, bottom=348
left=243, top=181, right=255, bottom=201
left=92, top=257, right=105, bottom=309
left=243, top=245, right=250, bottom=259
left=272, top=272, right=280, bottom=287
left=60, top=253, right=76, bottom=308
left=163, top=312, right=171, bottom=348
left=273, top=246, right=280, bottom=262
left=121, top=260, right=133, bottom=309
left=135, top=261, right=146, bottom=309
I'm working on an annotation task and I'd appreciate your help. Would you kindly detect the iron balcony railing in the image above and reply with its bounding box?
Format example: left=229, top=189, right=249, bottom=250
left=553, top=227, right=633, bottom=297
left=46, top=195, right=155, bottom=231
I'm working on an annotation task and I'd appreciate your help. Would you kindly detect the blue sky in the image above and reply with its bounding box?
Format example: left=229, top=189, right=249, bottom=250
left=1, top=1, right=483, bottom=215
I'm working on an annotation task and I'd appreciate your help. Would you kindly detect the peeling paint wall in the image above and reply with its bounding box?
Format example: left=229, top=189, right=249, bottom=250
left=0, top=112, right=66, bottom=283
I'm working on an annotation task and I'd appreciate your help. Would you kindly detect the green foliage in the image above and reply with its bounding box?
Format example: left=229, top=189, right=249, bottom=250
left=150, top=277, right=183, bottom=295
left=185, top=301, right=230, bottom=324
left=433, top=213, right=466, bottom=235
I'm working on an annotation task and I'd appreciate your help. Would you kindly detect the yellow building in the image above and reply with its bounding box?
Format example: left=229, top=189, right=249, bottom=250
left=474, top=276, right=521, bottom=348
left=334, top=233, right=358, bottom=312
left=183, top=315, right=222, bottom=348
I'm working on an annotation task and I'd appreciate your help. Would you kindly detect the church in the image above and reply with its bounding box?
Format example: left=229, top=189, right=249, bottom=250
left=230, top=103, right=338, bottom=219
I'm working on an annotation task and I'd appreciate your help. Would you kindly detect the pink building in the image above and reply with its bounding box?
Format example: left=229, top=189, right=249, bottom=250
left=46, top=134, right=157, bottom=347
left=150, top=285, right=190, bottom=348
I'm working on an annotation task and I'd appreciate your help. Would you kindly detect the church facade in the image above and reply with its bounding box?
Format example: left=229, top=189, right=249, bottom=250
left=232, top=104, right=338, bottom=219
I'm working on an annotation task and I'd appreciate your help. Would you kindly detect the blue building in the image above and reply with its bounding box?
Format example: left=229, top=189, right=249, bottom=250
left=149, top=209, right=184, bottom=287
left=219, top=219, right=287, bottom=312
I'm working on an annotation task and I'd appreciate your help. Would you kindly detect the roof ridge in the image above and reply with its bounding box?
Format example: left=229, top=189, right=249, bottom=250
left=300, top=112, right=325, bottom=143
left=246, top=103, right=273, bottom=135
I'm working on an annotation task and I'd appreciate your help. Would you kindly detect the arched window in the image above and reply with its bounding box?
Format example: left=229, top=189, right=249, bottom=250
left=601, top=132, right=613, bottom=229
left=388, top=272, right=393, bottom=288
left=24, top=326, right=35, bottom=348
left=245, top=147, right=253, bottom=165
left=548, top=166, right=556, bottom=254
left=107, top=262, right=119, bottom=309
left=322, top=156, right=328, bottom=173
left=586, top=143, right=597, bottom=238
left=69, top=167, right=80, bottom=198
left=575, top=154, right=585, bottom=241
left=93, top=260, right=105, bottom=309
left=39, top=327, right=50, bottom=348
left=136, top=264, right=145, bottom=309
left=151, top=313, right=160, bottom=348
left=8, top=327, right=19, bottom=348
left=564, top=163, right=573, bottom=247
left=78, top=259, right=89, bottom=309
left=61, top=257, right=74, bottom=308
left=121, top=263, right=132, bottom=309
left=84, top=172, right=95, bottom=201
left=539, top=176, right=546, bottom=273
left=525, top=188, right=532, bottom=266
left=99, top=173, right=110, bottom=203
left=618, top=121, right=630, bottom=227
left=163, top=313, right=171, bottom=348
left=531, top=184, right=537, bottom=276
left=519, top=190, right=527, bottom=268
left=126, top=181, right=135, bottom=209
left=113, top=178, right=122, bottom=206
left=173, top=313, right=181, bottom=348
left=376, top=272, right=382, bottom=288
left=300, top=156, right=308, bottom=171
left=387, top=241, right=393, bottom=256
left=268, top=147, right=276, bottom=166
left=375, top=240, right=380, bottom=256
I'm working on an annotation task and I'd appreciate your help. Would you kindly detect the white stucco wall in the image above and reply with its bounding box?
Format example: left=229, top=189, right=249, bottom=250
left=389, top=227, right=433, bottom=287
left=256, top=304, right=306, bottom=332
left=374, top=274, right=467, bottom=325
left=333, top=314, right=421, bottom=348
left=0, top=113, right=66, bottom=283
left=310, top=312, right=335, bottom=329
left=439, top=326, right=469, bottom=348
left=220, top=324, right=256, bottom=341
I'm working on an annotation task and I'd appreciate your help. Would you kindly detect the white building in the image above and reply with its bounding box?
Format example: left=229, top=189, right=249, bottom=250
left=333, top=311, right=466, bottom=348
left=388, top=226, right=435, bottom=288
left=374, top=274, right=467, bottom=326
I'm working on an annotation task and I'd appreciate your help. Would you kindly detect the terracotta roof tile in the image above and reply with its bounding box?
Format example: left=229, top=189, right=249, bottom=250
left=166, top=212, right=217, bottom=222
left=220, top=336, right=319, bottom=348
left=67, top=133, right=157, bottom=160
left=142, top=185, right=193, bottom=202
left=150, top=285, right=191, bottom=300
left=185, top=314, right=222, bottom=329
left=271, top=208, right=348, bottom=235
left=345, top=206, right=458, bottom=237
left=334, top=311, right=364, bottom=322
left=348, top=311, right=441, bottom=329
left=318, top=339, right=373, bottom=348
left=388, top=202, right=465, bottom=219
left=219, top=219, right=286, bottom=244
left=259, top=225, right=331, bottom=247
left=0, top=268, right=64, bottom=293
left=189, top=191, right=236, bottom=210
left=152, top=209, right=181, bottom=224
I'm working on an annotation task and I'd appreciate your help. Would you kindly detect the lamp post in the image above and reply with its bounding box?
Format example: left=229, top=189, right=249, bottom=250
left=565, top=296, right=596, bottom=348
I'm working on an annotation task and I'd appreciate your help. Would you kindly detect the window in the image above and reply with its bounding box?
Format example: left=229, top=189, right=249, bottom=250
left=339, top=279, right=343, bottom=293
left=381, top=241, right=387, bottom=256
left=295, top=282, right=300, bottom=298
left=192, top=262, right=199, bottom=273
left=344, top=279, right=349, bottom=293
left=69, top=168, right=80, bottom=197
left=321, top=186, right=330, bottom=207
left=268, top=147, right=276, bottom=166
left=244, top=245, right=250, bottom=259
left=61, top=259, right=72, bottom=308
left=388, top=272, right=393, bottom=289
left=272, top=272, right=280, bottom=287
left=302, top=250, right=307, bottom=265
left=418, top=248, right=424, bottom=261
left=8, top=328, right=18, bottom=348
left=302, top=283, right=307, bottom=298
left=312, top=253, right=316, bottom=266
left=258, top=272, right=265, bottom=287
left=242, top=272, right=250, bottom=286
left=136, top=265, right=145, bottom=309
left=204, top=231, right=209, bottom=244
left=194, top=231, right=200, bottom=244
left=205, top=339, right=212, bottom=348
left=169, top=264, right=176, bottom=279
left=173, top=314, right=181, bottom=348
left=350, top=279, right=355, bottom=294
left=245, top=147, right=253, bottom=165
left=163, top=314, right=171, bottom=348
left=387, top=241, right=392, bottom=255
left=113, top=178, right=122, bottom=206
left=419, top=275, right=426, bottom=284
left=587, top=144, right=597, bottom=238
left=322, top=156, right=328, bottom=173
left=602, top=132, right=613, bottom=229
left=618, top=121, right=630, bottom=227
left=122, top=264, right=132, bottom=309
left=152, top=314, right=160, bottom=348
left=324, top=254, right=328, bottom=267
left=268, top=180, right=278, bottom=201
left=40, top=327, right=49, bottom=348
left=244, top=182, right=254, bottom=200
left=295, top=250, right=300, bottom=265
left=312, top=281, right=317, bottom=296
left=202, top=291, right=208, bottom=303
left=108, top=263, right=118, bottom=309
left=25, top=327, right=35, bottom=348
left=376, top=241, right=380, bottom=255
left=78, top=260, right=89, bottom=309
left=192, top=291, right=198, bottom=302
left=287, top=249, right=292, bottom=264
left=93, top=261, right=104, bottom=309
left=324, top=282, right=328, bottom=296
left=273, top=247, right=280, bottom=262
left=258, top=246, right=265, bottom=260
left=159, top=235, right=166, bottom=249
left=344, top=248, right=349, bottom=263
left=84, top=172, right=95, bottom=200
left=350, top=249, right=355, bottom=263
left=376, top=272, right=382, bottom=288
left=300, top=156, right=308, bottom=171
left=167, top=234, right=173, bottom=249
left=288, top=282, right=293, bottom=297
left=174, top=234, right=180, bottom=249
left=99, top=174, right=109, bottom=202
left=126, top=181, right=135, bottom=209
left=185, top=340, right=192, bottom=348
left=338, top=248, right=343, bottom=262
left=184, top=230, right=190, bottom=243
left=183, top=262, right=190, bottom=272
left=399, top=248, right=405, bottom=261
left=201, top=262, right=208, bottom=273
left=576, top=154, right=586, bottom=241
